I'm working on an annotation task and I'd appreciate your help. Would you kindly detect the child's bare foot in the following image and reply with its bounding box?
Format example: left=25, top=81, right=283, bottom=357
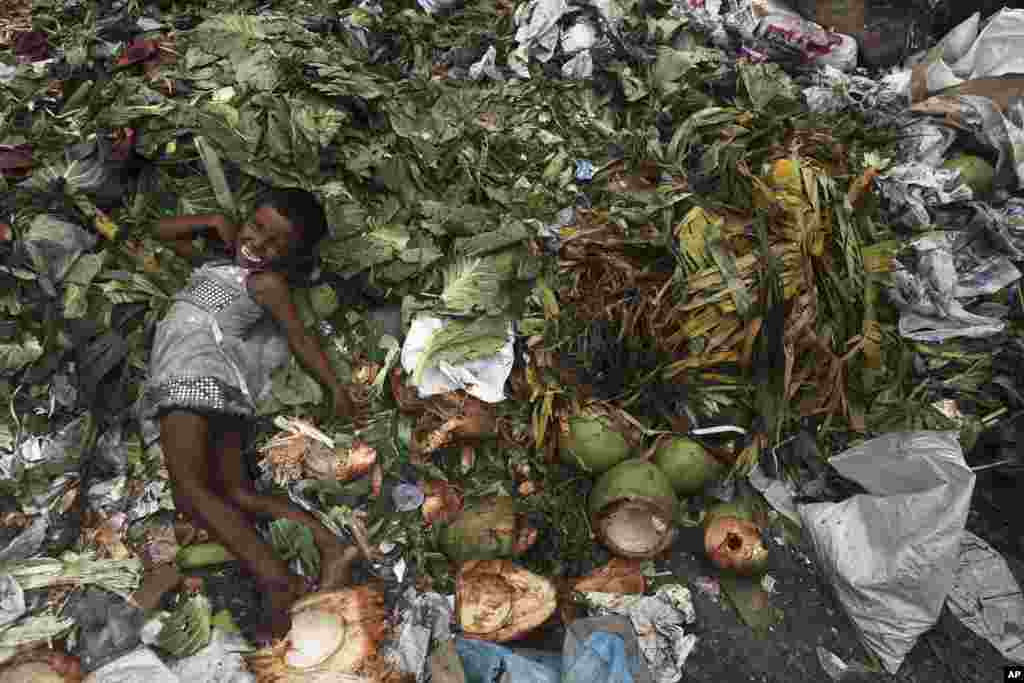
left=318, top=544, right=361, bottom=590
left=254, top=575, right=309, bottom=646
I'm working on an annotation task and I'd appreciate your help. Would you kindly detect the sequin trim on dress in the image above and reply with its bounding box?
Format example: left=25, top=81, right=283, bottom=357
left=145, top=375, right=252, bottom=418
left=178, top=276, right=238, bottom=314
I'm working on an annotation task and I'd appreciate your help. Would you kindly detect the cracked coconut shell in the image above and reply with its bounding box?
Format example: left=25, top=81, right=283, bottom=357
left=456, top=560, right=557, bottom=642
left=244, top=585, right=400, bottom=683
left=589, top=460, right=678, bottom=559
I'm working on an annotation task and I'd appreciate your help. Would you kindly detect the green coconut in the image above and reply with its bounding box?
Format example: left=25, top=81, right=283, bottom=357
left=943, top=154, right=995, bottom=196
left=560, top=412, right=632, bottom=475
left=704, top=498, right=757, bottom=525
left=440, top=496, right=532, bottom=563
left=589, top=460, right=678, bottom=559
left=652, top=437, right=724, bottom=496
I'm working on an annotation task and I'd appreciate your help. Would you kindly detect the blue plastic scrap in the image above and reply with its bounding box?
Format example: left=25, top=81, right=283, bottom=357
left=455, top=616, right=653, bottom=683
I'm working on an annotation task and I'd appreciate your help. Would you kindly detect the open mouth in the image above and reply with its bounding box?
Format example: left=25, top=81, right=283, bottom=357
left=239, top=244, right=264, bottom=264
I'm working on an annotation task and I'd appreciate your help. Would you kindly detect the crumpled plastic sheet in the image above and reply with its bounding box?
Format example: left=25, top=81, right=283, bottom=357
left=669, top=0, right=729, bottom=49
left=888, top=231, right=1021, bottom=342
left=20, top=214, right=98, bottom=298
left=562, top=50, right=595, bottom=80
left=957, top=199, right=1024, bottom=262
left=65, top=586, right=146, bottom=673
left=0, top=574, right=26, bottom=629
left=898, top=120, right=959, bottom=168
left=539, top=206, right=576, bottom=252
left=0, top=514, right=49, bottom=564
left=380, top=587, right=452, bottom=681
left=510, top=0, right=621, bottom=79
left=82, top=647, right=178, bottom=683
left=125, top=480, right=172, bottom=523
left=802, top=65, right=913, bottom=122
left=934, top=9, right=1024, bottom=82
left=876, top=161, right=973, bottom=231
left=170, top=629, right=255, bottom=683
left=797, top=432, right=976, bottom=674
left=816, top=647, right=873, bottom=681
left=468, top=46, right=505, bottom=82
left=399, top=314, right=516, bottom=403
left=947, top=94, right=1024, bottom=190
left=584, top=584, right=697, bottom=683
left=947, top=531, right=1024, bottom=664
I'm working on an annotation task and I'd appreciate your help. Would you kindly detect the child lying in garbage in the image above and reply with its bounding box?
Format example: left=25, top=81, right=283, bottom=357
left=137, top=188, right=361, bottom=644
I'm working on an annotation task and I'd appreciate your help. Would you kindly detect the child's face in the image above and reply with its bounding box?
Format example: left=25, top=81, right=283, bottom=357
left=235, top=205, right=299, bottom=269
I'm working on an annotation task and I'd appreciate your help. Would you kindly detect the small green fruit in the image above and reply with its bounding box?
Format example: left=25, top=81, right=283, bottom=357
left=653, top=437, right=724, bottom=496
left=942, top=154, right=995, bottom=196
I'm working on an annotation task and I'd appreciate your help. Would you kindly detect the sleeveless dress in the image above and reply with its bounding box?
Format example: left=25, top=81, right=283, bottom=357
left=137, top=260, right=291, bottom=431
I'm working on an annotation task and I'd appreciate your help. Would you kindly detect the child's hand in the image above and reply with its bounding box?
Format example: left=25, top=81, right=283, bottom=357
left=211, top=214, right=238, bottom=248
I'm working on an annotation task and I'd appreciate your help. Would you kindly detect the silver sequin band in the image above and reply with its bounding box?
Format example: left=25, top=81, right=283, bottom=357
left=144, top=375, right=252, bottom=419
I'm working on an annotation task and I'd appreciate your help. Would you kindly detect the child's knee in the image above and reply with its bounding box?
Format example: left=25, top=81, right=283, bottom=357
left=224, top=484, right=255, bottom=511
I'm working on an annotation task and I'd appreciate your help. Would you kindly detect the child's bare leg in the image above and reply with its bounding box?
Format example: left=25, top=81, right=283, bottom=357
left=159, top=411, right=305, bottom=639
left=211, top=417, right=360, bottom=590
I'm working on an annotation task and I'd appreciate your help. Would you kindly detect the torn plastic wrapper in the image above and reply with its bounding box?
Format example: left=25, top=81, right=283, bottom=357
left=170, top=629, right=256, bottom=683
left=887, top=231, right=1021, bottom=342
left=20, top=214, right=98, bottom=298
left=468, top=46, right=505, bottom=82
left=816, top=647, right=873, bottom=681
left=510, top=0, right=622, bottom=79
left=917, top=9, right=1024, bottom=84
left=908, top=93, right=1024, bottom=191
left=64, top=586, right=146, bottom=674
left=540, top=206, right=576, bottom=252
left=2, top=415, right=93, bottom=497
left=801, top=65, right=886, bottom=116
left=0, top=574, right=26, bottom=629
left=898, top=120, right=958, bottom=168
left=747, top=463, right=800, bottom=526
left=512, top=0, right=571, bottom=74
left=380, top=587, right=452, bottom=682
left=126, top=481, right=173, bottom=524
left=0, top=514, right=49, bottom=564
left=947, top=531, right=1024, bottom=664
left=796, top=432, right=976, bottom=674
left=876, top=161, right=973, bottom=231
left=583, top=585, right=697, bottom=683
left=562, top=51, right=595, bottom=80
left=954, top=199, right=1024, bottom=262
left=455, top=615, right=655, bottom=683
left=81, top=647, right=178, bottom=683
left=400, top=314, right=515, bottom=404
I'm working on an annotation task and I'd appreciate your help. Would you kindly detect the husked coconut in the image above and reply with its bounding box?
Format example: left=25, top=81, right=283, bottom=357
left=456, top=560, right=557, bottom=642
left=245, top=585, right=400, bottom=682
left=589, top=460, right=678, bottom=559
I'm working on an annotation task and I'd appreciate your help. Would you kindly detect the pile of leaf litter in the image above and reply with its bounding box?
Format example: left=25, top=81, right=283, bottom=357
left=0, top=0, right=1019, bottom=671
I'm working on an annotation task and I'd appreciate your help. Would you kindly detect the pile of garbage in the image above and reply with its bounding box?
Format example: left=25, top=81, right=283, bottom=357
left=2, top=0, right=1024, bottom=680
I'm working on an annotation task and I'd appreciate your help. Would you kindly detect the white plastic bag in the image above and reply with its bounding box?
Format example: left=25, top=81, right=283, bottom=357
left=83, top=647, right=179, bottom=683
left=948, top=532, right=1024, bottom=664
left=797, top=432, right=976, bottom=674
left=399, top=314, right=515, bottom=404
left=951, top=9, right=1024, bottom=80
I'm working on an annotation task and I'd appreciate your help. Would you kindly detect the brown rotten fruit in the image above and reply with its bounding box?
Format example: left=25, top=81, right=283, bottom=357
left=704, top=516, right=769, bottom=576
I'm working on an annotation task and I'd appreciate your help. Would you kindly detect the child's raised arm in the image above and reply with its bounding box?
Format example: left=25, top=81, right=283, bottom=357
left=155, top=214, right=237, bottom=259
left=245, top=271, right=357, bottom=422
